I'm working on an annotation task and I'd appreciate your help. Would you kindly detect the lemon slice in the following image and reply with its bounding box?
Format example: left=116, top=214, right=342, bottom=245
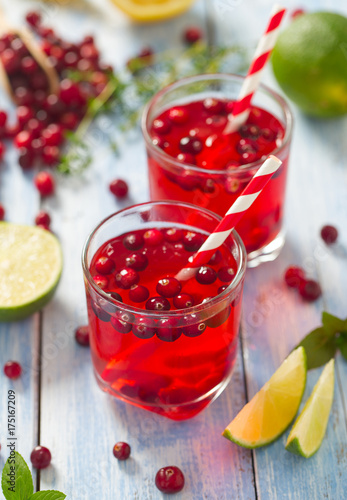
left=110, top=0, right=196, bottom=22
left=223, top=347, right=307, bottom=448
left=286, top=359, right=334, bottom=458
left=0, top=222, right=63, bottom=321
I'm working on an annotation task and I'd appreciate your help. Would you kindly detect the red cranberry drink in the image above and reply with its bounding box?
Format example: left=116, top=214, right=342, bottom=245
left=82, top=202, right=246, bottom=420
left=143, top=74, right=293, bottom=266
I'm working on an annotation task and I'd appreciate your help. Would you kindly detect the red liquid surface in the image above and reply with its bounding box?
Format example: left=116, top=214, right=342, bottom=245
left=87, top=227, right=243, bottom=420
left=147, top=99, right=289, bottom=254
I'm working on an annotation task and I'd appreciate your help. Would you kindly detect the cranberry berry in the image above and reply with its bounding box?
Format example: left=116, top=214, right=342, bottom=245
left=218, top=266, right=235, bottom=283
left=132, top=317, right=156, bottom=339
left=146, top=297, right=171, bottom=311
left=75, top=325, right=90, bottom=346
left=113, top=442, right=131, bottom=460
left=299, top=280, right=322, bottom=302
left=144, top=228, right=164, bottom=246
left=3, top=361, right=22, bottom=379
left=155, top=466, right=185, bottom=494
left=284, top=266, right=305, bottom=289
left=183, top=231, right=205, bottom=252
left=30, top=446, right=52, bottom=469
left=93, top=275, right=109, bottom=290
left=95, top=256, right=115, bottom=275
left=109, top=179, right=129, bottom=198
left=173, top=293, right=194, bottom=309
left=35, top=211, right=51, bottom=229
left=129, top=285, right=150, bottom=303
left=196, top=266, right=217, bottom=285
left=156, top=318, right=182, bottom=342
left=183, top=26, right=202, bottom=44
left=156, top=277, right=182, bottom=298
left=123, top=233, right=144, bottom=251
left=34, top=171, right=55, bottom=197
left=320, top=225, right=338, bottom=245
left=125, top=252, right=148, bottom=271
left=0, top=203, right=5, bottom=221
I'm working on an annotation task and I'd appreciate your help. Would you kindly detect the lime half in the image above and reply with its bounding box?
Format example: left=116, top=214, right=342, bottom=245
left=286, top=359, right=334, bottom=458
left=0, top=222, right=63, bottom=321
left=223, top=347, right=307, bottom=448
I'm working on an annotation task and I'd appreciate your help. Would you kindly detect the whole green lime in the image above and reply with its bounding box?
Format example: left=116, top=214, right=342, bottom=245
left=271, top=12, right=347, bottom=117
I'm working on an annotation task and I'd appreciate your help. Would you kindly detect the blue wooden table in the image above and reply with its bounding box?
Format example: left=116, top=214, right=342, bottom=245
left=0, top=0, right=346, bottom=498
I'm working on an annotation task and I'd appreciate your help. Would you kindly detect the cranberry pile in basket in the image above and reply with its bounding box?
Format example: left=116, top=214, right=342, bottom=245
left=0, top=10, right=112, bottom=179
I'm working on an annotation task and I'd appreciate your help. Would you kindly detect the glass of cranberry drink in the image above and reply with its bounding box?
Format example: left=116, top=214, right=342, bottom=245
left=82, top=201, right=246, bottom=420
left=142, top=74, right=293, bottom=267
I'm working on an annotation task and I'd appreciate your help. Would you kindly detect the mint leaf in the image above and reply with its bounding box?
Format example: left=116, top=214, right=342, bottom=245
left=297, top=327, right=337, bottom=369
left=321, top=312, right=347, bottom=336
left=1, top=451, right=34, bottom=500
left=28, top=491, right=66, bottom=500
left=336, top=332, right=347, bottom=361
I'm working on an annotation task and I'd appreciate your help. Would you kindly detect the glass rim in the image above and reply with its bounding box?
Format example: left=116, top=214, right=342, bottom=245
left=81, top=200, right=247, bottom=319
left=141, top=72, right=294, bottom=175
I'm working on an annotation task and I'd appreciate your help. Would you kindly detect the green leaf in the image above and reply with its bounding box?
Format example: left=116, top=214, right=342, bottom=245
left=28, top=491, right=66, bottom=500
left=321, top=312, right=347, bottom=336
left=1, top=451, right=34, bottom=500
left=297, top=327, right=337, bottom=369
left=336, top=332, right=347, bottom=361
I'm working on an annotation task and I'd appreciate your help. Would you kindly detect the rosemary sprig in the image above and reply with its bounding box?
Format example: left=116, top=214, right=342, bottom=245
left=57, top=42, right=248, bottom=175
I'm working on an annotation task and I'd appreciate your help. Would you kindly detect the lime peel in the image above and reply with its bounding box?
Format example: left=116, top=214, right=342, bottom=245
left=0, top=222, right=63, bottom=321
left=222, top=347, right=307, bottom=448
left=286, top=358, right=335, bottom=458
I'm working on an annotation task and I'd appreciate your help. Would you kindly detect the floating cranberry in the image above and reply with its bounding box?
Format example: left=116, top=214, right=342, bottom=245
left=75, top=325, right=90, bottom=346
left=200, top=178, right=215, bottom=193
left=218, top=266, right=235, bottom=283
left=109, top=179, right=129, bottom=198
left=129, top=285, right=149, bottom=303
left=260, top=128, right=276, bottom=142
left=182, top=231, right=205, bottom=252
left=110, top=314, right=132, bottom=334
left=284, top=266, right=305, bottom=289
left=240, top=151, right=258, bottom=164
left=321, top=225, right=338, bottom=245
left=155, top=466, right=185, bottom=493
left=183, top=25, right=202, bottom=44
left=182, top=316, right=206, bottom=337
left=156, top=277, right=182, bottom=298
left=168, top=107, right=189, bottom=125
left=164, top=228, right=183, bottom=243
left=93, top=275, right=109, bottom=290
left=173, top=293, right=194, bottom=309
left=239, top=124, right=260, bottom=139
left=179, top=136, right=203, bottom=155
left=113, top=442, right=131, bottom=460
left=146, top=297, right=171, bottom=311
left=236, top=138, right=258, bottom=155
left=123, top=233, right=144, bottom=251
left=3, top=361, right=22, bottom=379
left=0, top=203, right=5, bottom=221
left=299, top=280, right=322, bottom=302
left=208, top=249, right=222, bottom=265
left=144, top=229, right=164, bottom=246
left=95, top=256, right=115, bottom=275
left=91, top=301, right=111, bottom=322
left=133, top=317, right=156, bottom=339
left=156, top=318, right=182, bottom=342
left=203, top=98, right=223, bottom=114
left=115, top=268, right=139, bottom=289
left=34, top=171, right=55, bottom=196
left=35, top=211, right=51, bottom=228
left=224, top=177, right=242, bottom=195
left=176, top=153, right=196, bottom=165
left=30, top=446, right=51, bottom=469
left=218, top=285, right=228, bottom=294
left=196, top=266, right=217, bottom=285
left=108, top=292, right=123, bottom=302
left=125, top=252, right=148, bottom=271
left=26, top=11, right=42, bottom=27
left=152, top=118, right=171, bottom=135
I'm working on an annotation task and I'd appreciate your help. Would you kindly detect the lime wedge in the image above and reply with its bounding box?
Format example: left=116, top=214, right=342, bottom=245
left=286, top=359, right=334, bottom=458
left=223, top=347, right=307, bottom=448
left=0, top=222, right=63, bottom=321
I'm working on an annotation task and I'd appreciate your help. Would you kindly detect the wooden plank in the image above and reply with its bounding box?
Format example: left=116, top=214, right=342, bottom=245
left=37, top=1, right=254, bottom=498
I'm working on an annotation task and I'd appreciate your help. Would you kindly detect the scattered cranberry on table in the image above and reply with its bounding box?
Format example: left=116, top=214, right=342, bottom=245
left=3, top=361, right=22, bottom=379
left=75, top=325, right=90, bottom=346
left=155, top=466, right=185, bottom=494
left=34, top=171, right=55, bottom=196
left=284, top=266, right=305, bottom=288
left=35, top=210, right=51, bottom=229
left=30, top=445, right=52, bottom=469
left=183, top=26, right=203, bottom=45
left=113, top=441, right=131, bottom=460
left=0, top=203, right=5, bottom=221
left=299, top=279, right=322, bottom=302
left=109, top=179, right=129, bottom=198
left=320, top=225, right=338, bottom=245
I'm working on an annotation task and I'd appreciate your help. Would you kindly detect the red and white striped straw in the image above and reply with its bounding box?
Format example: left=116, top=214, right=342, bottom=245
left=223, top=4, right=286, bottom=135
left=176, top=155, right=282, bottom=281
